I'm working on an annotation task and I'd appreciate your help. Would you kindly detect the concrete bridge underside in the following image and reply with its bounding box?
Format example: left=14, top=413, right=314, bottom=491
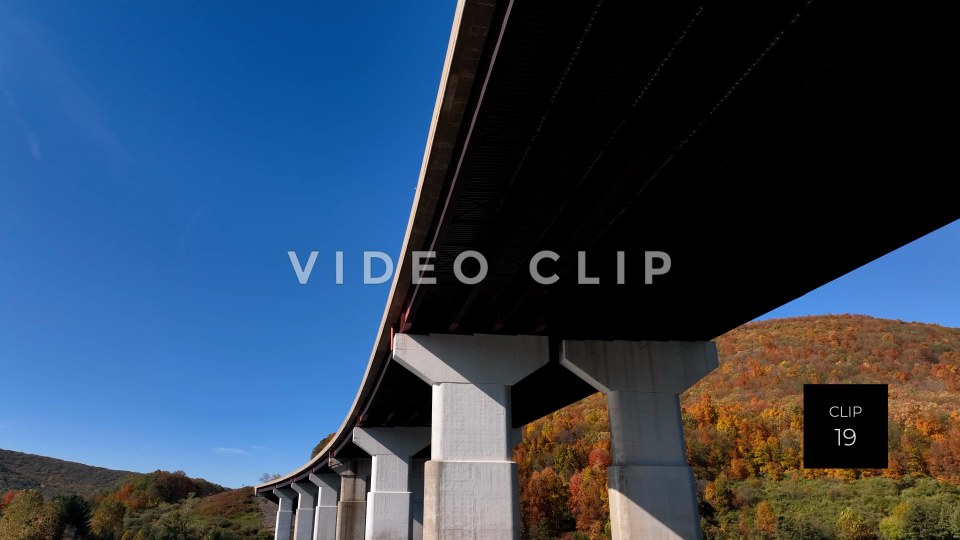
left=256, top=0, right=960, bottom=538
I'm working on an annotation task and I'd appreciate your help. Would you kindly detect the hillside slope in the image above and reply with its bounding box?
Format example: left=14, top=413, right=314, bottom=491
left=516, top=315, right=960, bottom=539
left=0, top=466, right=271, bottom=539
left=688, top=314, right=960, bottom=481
left=0, top=448, right=135, bottom=499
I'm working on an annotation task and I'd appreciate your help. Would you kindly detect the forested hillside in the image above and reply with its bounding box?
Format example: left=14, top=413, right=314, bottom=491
left=516, top=315, right=960, bottom=539
left=0, top=449, right=134, bottom=500
left=0, top=469, right=269, bottom=539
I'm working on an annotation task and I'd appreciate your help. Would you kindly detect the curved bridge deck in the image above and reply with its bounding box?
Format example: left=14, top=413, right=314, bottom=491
left=256, top=0, right=960, bottom=538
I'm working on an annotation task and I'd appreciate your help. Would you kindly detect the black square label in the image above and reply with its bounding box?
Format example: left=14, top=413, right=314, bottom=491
left=803, top=384, right=888, bottom=469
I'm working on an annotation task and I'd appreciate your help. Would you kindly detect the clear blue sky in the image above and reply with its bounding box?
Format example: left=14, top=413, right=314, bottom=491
left=0, top=2, right=957, bottom=489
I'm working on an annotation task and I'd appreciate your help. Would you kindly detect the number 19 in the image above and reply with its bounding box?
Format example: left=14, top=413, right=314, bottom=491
left=835, top=428, right=856, bottom=446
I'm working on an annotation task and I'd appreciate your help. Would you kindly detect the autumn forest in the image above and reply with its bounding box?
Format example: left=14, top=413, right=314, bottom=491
left=515, top=315, right=960, bottom=539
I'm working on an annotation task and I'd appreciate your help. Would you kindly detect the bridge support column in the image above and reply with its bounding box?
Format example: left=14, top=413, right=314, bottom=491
left=410, top=459, right=425, bottom=540
left=561, top=340, right=718, bottom=540
left=273, top=487, right=297, bottom=540
left=292, top=482, right=319, bottom=540
left=333, top=458, right=370, bottom=540
left=309, top=473, right=340, bottom=540
left=393, top=333, right=549, bottom=540
left=352, top=427, right=430, bottom=539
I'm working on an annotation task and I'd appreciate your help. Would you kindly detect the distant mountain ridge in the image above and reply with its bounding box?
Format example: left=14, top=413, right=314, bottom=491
left=0, top=448, right=136, bottom=499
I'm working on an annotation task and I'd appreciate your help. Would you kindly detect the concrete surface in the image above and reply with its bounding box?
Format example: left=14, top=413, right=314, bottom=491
left=392, top=333, right=548, bottom=540
left=353, top=427, right=430, bottom=539
left=561, top=339, right=718, bottom=540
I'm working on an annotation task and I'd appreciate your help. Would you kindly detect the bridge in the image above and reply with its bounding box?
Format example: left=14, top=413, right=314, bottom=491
left=255, top=0, right=960, bottom=538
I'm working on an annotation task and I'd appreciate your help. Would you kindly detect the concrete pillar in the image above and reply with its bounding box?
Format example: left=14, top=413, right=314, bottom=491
left=561, top=340, right=718, bottom=540
left=291, top=482, right=318, bottom=540
left=352, top=427, right=430, bottom=540
left=273, top=487, right=297, bottom=540
left=309, top=472, right=340, bottom=540
left=392, top=333, right=549, bottom=540
left=332, top=458, right=371, bottom=540
left=410, top=459, right=425, bottom=540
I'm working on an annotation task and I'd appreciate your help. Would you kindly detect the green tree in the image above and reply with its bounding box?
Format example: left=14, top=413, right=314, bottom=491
left=836, top=507, right=872, bottom=540
left=777, top=515, right=828, bottom=540
left=154, top=511, right=198, bottom=540
left=554, top=445, right=585, bottom=481
left=51, top=495, right=92, bottom=539
left=90, top=499, right=126, bottom=540
left=945, top=506, right=960, bottom=539
left=902, top=499, right=944, bottom=540
left=879, top=502, right=909, bottom=540
left=0, top=490, right=57, bottom=540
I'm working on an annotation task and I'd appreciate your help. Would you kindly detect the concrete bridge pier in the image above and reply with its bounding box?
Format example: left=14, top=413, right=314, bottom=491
left=309, top=472, right=340, bottom=540
left=392, top=333, right=549, bottom=540
left=291, top=482, right=319, bottom=540
left=561, top=340, right=719, bottom=540
left=273, top=487, right=297, bottom=540
left=410, top=459, right=425, bottom=540
left=352, top=427, right=430, bottom=539
left=332, top=458, right=371, bottom=540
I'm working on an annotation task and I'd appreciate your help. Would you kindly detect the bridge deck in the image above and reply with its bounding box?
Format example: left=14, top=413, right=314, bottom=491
left=257, top=0, right=960, bottom=498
